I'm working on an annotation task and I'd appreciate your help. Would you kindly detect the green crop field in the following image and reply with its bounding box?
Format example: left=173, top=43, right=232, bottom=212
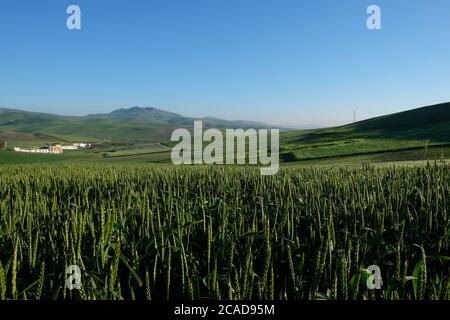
left=0, top=150, right=100, bottom=165
left=0, top=163, right=448, bottom=300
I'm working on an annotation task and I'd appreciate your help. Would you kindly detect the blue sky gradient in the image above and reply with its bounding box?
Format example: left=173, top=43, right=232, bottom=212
left=1, top=0, right=450, bottom=127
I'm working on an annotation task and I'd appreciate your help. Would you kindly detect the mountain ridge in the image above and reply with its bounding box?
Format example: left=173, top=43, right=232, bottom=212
left=0, top=106, right=277, bottom=143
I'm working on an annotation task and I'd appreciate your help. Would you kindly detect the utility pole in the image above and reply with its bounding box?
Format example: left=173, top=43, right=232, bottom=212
left=353, top=111, right=356, bottom=123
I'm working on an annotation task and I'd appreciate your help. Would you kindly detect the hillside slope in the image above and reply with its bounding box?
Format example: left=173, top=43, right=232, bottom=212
left=351, top=102, right=450, bottom=132
left=0, top=106, right=273, bottom=143
left=280, top=102, right=450, bottom=161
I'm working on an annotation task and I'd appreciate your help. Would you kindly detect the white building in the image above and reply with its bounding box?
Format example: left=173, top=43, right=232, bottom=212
left=61, top=143, right=91, bottom=150
left=61, top=145, right=78, bottom=150
left=79, top=143, right=91, bottom=148
left=14, top=144, right=63, bottom=154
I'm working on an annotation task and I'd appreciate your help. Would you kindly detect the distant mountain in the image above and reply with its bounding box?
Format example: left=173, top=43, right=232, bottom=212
left=87, top=106, right=274, bottom=129
left=0, top=106, right=276, bottom=143
left=87, top=106, right=182, bottom=123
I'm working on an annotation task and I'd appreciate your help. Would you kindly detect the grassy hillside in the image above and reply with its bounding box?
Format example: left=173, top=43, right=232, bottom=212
left=0, top=106, right=273, bottom=143
left=280, top=102, right=450, bottom=162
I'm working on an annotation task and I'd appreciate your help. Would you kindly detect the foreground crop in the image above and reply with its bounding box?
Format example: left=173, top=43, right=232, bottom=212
left=0, top=164, right=449, bottom=300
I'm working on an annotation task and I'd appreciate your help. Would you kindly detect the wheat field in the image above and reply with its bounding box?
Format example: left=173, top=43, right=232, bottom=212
left=0, top=163, right=449, bottom=300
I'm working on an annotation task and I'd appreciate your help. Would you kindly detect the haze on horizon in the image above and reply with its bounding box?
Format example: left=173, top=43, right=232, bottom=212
left=1, top=0, right=450, bottom=128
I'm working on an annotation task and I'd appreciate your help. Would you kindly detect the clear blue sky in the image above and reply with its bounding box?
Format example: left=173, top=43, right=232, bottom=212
left=1, top=0, right=449, bottom=127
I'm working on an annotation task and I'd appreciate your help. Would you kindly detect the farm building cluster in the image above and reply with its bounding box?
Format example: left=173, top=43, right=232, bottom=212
left=13, top=143, right=91, bottom=154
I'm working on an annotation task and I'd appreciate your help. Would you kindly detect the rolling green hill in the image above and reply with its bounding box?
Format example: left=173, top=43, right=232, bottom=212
left=0, top=106, right=273, bottom=143
left=280, top=102, right=450, bottom=162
